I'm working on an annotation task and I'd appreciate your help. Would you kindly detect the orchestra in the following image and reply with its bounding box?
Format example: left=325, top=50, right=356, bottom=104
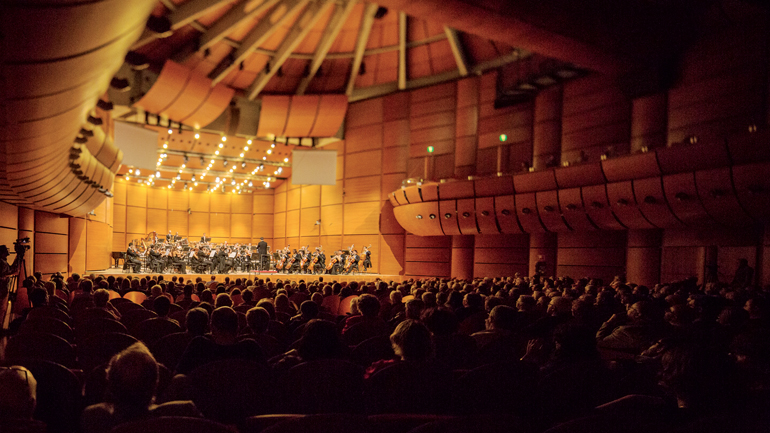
left=124, top=232, right=370, bottom=275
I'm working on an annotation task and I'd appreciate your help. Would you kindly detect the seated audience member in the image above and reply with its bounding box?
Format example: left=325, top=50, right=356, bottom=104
left=287, top=300, right=319, bottom=334
left=185, top=307, right=209, bottom=337
left=513, top=295, right=541, bottom=330
left=341, top=294, right=386, bottom=334
left=176, top=285, right=198, bottom=310
left=422, top=307, right=478, bottom=369
left=366, top=319, right=434, bottom=378
left=270, top=319, right=347, bottom=371
left=176, top=306, right=265, bottom=374
left=472, top=305, right=519, bottom=348
left=0, top=366, right=46, bottom=433
left=523, top=296, right=574, bottom=340
left=389, top=298, right=425, bottom=326
left=81, top=343, right=200, bottom=433
left=93, top=288, right=121, bottom=319
left=596, top=301, right=668, bottom=353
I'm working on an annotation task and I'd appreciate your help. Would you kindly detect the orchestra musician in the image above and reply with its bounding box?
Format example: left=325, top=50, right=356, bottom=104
left=166, top=230, right=173, bottom=242
left=148, top=245, right=163, bottom=273
left=171, top=248, right=186, bottom=274
left=125, top=243, right=142, bottom=273
left=361, top=245, right=372, bottom=273
left=344, top=249, right=360, bottom=274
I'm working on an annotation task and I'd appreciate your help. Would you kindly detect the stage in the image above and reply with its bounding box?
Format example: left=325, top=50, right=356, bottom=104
left=95, top=267, right=407, bottom=285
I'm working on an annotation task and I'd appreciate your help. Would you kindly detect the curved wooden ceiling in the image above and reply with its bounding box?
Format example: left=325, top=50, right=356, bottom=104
left=134, top=0, right=519, bottom=100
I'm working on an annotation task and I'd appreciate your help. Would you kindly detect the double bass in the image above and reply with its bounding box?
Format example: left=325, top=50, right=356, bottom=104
left=326, top=251, right=339, bottom=271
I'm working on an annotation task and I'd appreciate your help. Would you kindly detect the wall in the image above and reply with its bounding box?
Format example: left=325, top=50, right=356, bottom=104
left=111, top=181, right=274, bottom=252
left=342, top=16, right=770, bottom=284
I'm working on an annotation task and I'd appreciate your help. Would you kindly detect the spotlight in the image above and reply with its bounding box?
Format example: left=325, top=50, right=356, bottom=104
left=262, top=156, right=266, bottom=160
left=135, top=169, right=140, bottom=176
left=271, top=143, right=275, bottom=148
left=248, top=181, right=253, bottom=187
left=176, top=174, right=181, bottom=180
left=247, top=139, right=253, bottom=145
left=191, top=175, right=196, bottom=182
left=155, top=171, right=161, bottom=178
left=284, top=157, right=289, bottom=162
left=239, top=153, right=244, bottom=157
left=168, top=128, right=173, bottom=134
left=215, top=150, right=220, bottom=155
left=222, top=136, right=227, bottom=142
left=194, top=132, right=200, bottom=139
left=267, top=149, right=272, bottom=154
left=223, top=160, right=228, bottom=167
left=241, top=162, right=246, bottom=168
left=218, top=143, right=224, bottom=148
left=244, top=146, right=249, bottom=151
left=231, top=180, right=236, bottom=185
left=163, top=143, right=168, bottom=149
left=215, top=177, right=220, bottom=183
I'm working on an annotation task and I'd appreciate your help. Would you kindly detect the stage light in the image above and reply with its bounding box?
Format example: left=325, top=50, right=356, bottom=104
left=247, top=139, right=252, bottom=145
left=215, top=150, right=220, bottom=155
left=215, top=177, right=220, bottom=183
left=163, top=142, right=168, bottom=149
left=135, top=169, right=140, bottom=176
left=155, top=171, right=160, bottom=177
left=231, top=180, right=236, bottom=185
left=168, top=128, right=173, bottom=134
left=183, top=154, right=189, bottom=163
left=176, top=174, right=181, bottom=180
left=194, top=132, right=200, bottom=139
left=262, top=156, right=266, bottom=160
left=239, top=153, right=244, bottom=157
left=267, top=149, right=272, bottom=154
left=271, top=143, right=275, bottom=148
left=241, top=162, right=246, bottom=168
left=218, top=143, right=224, bottom=148
left=180, top=164, right=185, bottom=169
left=125, top=176, right=130, bottom=181
left=191, top=175, right=196, bottom=181
left=222, top=136, right=227, bottom=142
left=284, top=157, right=289, bottom=162
left=223, top=160, right=228, bottom=166
left=200, top=156, right=205, bottom=165
left=244, top=146, right=249, bottom=151
left=248, top=181, right=253, bottom=187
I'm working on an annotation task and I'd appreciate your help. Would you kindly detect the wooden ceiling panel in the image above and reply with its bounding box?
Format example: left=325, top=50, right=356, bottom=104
left=328, top=2, right=364, bottom=53
left=376, top=51, right=398, bottom=85
left=261, top=9, right=304, bottom=51
left=195, top=1, right=238, bottom=26
left=428, top=40, right=457, bottom=74
left=461, top=33, right=501, bottom=64
left=191, top=42, right=232, bottom=77
left=228, top=14, right=266, bottom=42
left=408, top=44, right=432, bottom=79
left=294, top=5, right=336, bottom=53
left=407, top=17, right=427, bottom=42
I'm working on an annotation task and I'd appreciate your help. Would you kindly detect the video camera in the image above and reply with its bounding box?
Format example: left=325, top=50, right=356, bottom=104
left=13, top=237, right=30, bottom=255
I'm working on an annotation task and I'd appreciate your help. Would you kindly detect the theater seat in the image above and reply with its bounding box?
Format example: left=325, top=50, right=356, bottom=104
left=17, top=359, right=82, bottom=433
left=5, top=332, right=77, bottom=369
left=132, top=317, right=182, bottom=346
left=120, top=308, right=158, bottom=332
left=281, top=359, right=365, bottom=414
left=452, top=361, right=538, bottom=416
left=19, top=316, right=74, bottom=343
left=75, top=318, right=128, bottom=343
left=258, top=414, right=368, bottom=433
left=365, top=361, right=454, bottom=414
left=350, top=335, right=395, bottom=367
left=150, top=332, right=194, bottom=371
left=110, top=416, right=232, bottom=433
left=77, top=332, right=138, bottom=374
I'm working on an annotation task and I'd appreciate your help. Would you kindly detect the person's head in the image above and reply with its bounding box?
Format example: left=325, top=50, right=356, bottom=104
left=93, top=288, right=110, bottom=308
left=215, top=293, right=233, bottom=308
left=357, top=294, right=380, bottom=317
left=106, top=342, right=158, bottom=410
left=297, top=319, right=343, bottom=361
left=153, top=295, right=171, bottom=317
left=405, top=299, right=425, bottom=320
left=299, top=300, right=319, bottom=320
left=185, top=307, right=209, bottom=336
left=628, top=301, right=661, bottom=323
left=547, top=296, right=573, bottom=316
left=421, top=307, right=458, bottom=336
left=552, top=324, right=599, bottom=361
left=80, top=279, right=93, bottom=294
left=150, top=285, right=162, bottom=298
left=256, top=299, right=275, bottom=319
left=390, top=290, right=403, bottom=304
left=0, top=366, right=37, bottom=419
left=210, top=306, right=239, bottom=337
left=246, top=307, right=270, bottom=334
left=487, top=305, right=517, bottom=331
left=310, top=292, right=323, bottom=305
left=390, top=319, right=434, bottom=361
left=29, top=287, right=48, bottom=307
left=463, top=293, right=484, bottom=310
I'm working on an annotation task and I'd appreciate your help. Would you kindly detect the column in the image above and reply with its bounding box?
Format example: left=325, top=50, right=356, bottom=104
left=626, top=229, right=662, bottom=287
left=532, top=86, right=562, bottom=170
left=451, top=235, right=474, bottom=280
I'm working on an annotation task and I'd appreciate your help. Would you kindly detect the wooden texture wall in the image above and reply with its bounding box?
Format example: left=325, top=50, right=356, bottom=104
left=111, top=181, right=274, bottom=254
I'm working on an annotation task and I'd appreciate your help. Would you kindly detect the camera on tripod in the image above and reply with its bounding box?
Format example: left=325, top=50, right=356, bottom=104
left=13, top=237, right=30, bottom=255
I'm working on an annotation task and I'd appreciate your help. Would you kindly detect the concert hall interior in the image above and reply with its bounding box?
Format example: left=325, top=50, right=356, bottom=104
left=2, top=0, right=770, bottom=430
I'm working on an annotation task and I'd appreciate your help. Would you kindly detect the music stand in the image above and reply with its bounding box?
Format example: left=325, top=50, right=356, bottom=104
left=260, top=254, right=270, bottom=271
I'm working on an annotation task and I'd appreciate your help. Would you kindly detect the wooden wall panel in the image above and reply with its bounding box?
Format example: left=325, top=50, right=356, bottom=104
left=189, top=212, right=210, bottom=237
left=346, top=97, right=384, bottom=129
left=232, top=194, right=253, bottom=214
left=210, top=212, right=230, bottom=238
left=252, top=214, right=273, bottom=239
left=381, top=146, right=408, bottom=175
left=147, top=188, right=167, bottom=209
left=274, top=212, right=286, bottom=239
left=146, top=209, right=168, bottom=234
left=661, top=246, right=705, bottom=283
left=380, top=234, right=405, bottom=275
left=300, top=207, right=320, bottom=237
left=321, top=183, right=344, bottom=206
left=253, top=191, right=274, bottom=214
left=209, top=193, right=230, bottom=213
left=168, top=210, right=188, bottom=236
left=347, top=124, right=384, bottom=154
left=345, top=175, right=381, bottom=204
left=344, top=201, right=381, bottom=235
left=36, top=253, right=68, bottom=275
left=125, top=207, right=147, bottom=234
left=34, top=211, right=68, bottom=234
left=68, top=217, right=85, bottom=275
left=231, top=213, right=252, bottom=237
left=320, top=204, right=343, bottom=236
left=85, top=221, right=111, bottom=271
left=286, top=210, right=300, bottom=237
left=126, top=184, right=147, bottom=207
left=113, top=204, right=126, bottom=233
left=112, top=232, right=125, bottom=251
left=300, top=185, right=321, bottom=208
left=35, top=232, right=68, bottom=254
left=383, top=119, right=410, bottom=148
left=274, top=192, right=287, bottom=213
left=189, top=192, right=210, bottom=212
left=346, top=150, right=382, bottom=179
left=286, top=188, right=300, bottom=211
left=112, top=182, right=127, bottom=206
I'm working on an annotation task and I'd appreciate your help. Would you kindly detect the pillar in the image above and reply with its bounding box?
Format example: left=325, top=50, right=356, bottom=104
left=532, top=86, right=562, bottom=170
left=529, top=232, right=557, bottom=278
left=626, top=229, right=662, bottom=287
left=451, top=235, right=474, bottom=280
left=630, top=93, right=667, bottom=153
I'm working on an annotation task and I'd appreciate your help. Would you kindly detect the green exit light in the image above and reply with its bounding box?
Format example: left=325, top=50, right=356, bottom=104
left=427, top=145, right=435, bottom=153
left=499, top=134, right=508, bottom=142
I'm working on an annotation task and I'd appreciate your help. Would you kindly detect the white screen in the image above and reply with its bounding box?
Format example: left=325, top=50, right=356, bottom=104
left=114, top=122, right=160, bottom=170
left=291, top=149, right=337, bottom=185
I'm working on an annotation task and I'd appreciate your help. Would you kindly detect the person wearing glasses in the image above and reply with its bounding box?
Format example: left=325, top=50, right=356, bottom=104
left=0, top=365, right=45, bottom=433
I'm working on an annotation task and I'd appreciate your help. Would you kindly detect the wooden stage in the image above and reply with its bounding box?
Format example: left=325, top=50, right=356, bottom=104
left=96, top=268, right=407, bottom=285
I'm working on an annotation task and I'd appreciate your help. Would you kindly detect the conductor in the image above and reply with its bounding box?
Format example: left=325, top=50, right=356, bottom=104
left=257, top=237, right=269, bottom=271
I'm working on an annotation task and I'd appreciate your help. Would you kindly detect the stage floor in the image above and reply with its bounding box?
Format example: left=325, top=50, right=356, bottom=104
left=95, top=267, right=407, bottom=285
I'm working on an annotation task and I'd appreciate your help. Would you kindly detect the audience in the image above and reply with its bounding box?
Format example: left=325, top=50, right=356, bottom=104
left=3, top=271, right=770, bottom=432
left=0, top=366, right=45, bottom=433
